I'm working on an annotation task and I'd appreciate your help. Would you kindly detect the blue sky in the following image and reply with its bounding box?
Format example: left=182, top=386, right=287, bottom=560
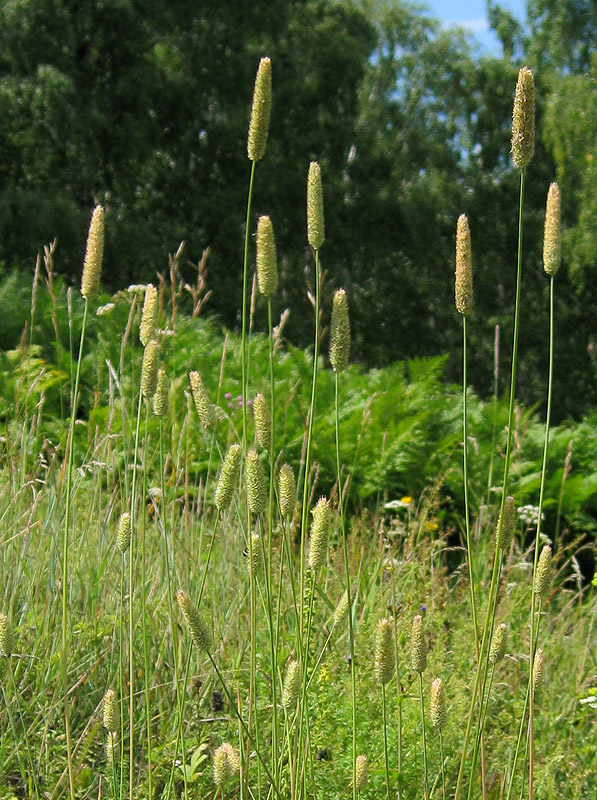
left=423, top=0, right=527, bottom=54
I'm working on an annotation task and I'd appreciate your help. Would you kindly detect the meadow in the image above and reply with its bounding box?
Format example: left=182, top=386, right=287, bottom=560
left=0, top=60, right=596, bottom=800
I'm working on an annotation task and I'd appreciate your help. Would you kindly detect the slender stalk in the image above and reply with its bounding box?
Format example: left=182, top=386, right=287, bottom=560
left=454, top=169, right=526, bottom=800
left=267, top=298, right=279, bottom=781
left=335, top=373, right=357, bottom=800
left=462, top=316, right=479, bottom=642
left=140, top=403, right=153, bottom=800
left=382, top=683, right=390, bottom=800
left=241, top=162, right=257, bottom=448
left=439, top=728, right=446, bottom=800
left=419, top=674, right=429, bottom=800
left=61, top=296, right=89, bottom=800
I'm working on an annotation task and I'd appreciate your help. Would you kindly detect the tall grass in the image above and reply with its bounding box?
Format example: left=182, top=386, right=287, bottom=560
left=0, top=60, right=596, bottom=800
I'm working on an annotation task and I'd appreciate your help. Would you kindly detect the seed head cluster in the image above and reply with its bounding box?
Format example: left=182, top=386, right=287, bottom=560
left=497, top=495, right=517, bottom=553
left=256, top=216, right=278, bottom=297
left=534, top=545, right=552, bottom=600
left=139, top=283, right=158, bottom=346
left=329, top=289, right=350, bottom=372
left=543, top=182, right=561, bottom=276
left=411, top=614, right=426, bottom=674
left=81, top=206, right=105, bottom=300
left=430, top=677, right=446, bottom=729
left=308, top=496, right=332, bottom=570
left=215, top=443, right=242, bottom=511
left=212, top=742, right=240, bottom=787
left=374, top=618, right=395, bottom=686
left=278, top=464, right=296, bottom=520
left=307, top=161, right=325, bottom=250
left=247, top=57, right=272, bottom=162
left=0, top=612, right=14, bottom=658
left=455, top=214, right=473, bottom=315
left=253, top=392, right=271, bottom=451
left=511, top=66, right=535, bottom=168
left=282, top=659, right=301, bottom=710
left=117, top=511, right=131, bottom=554
left=189, top=371, right=216, bottom=432
left=246, top=449, right=267, bottom=513
left=489, top=622, right=508, bottom=665
left=176, top=590, right=212, bottom=653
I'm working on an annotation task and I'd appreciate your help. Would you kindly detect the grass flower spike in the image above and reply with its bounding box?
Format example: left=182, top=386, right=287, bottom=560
left=139, top=284, right=158, bottom=346
left=152, top=368, right=169, bottom=417
left=256, top=215, right=278, bottom=296
left=308, top=496, right=332, bottom=570
left=117, top=511, right=131, bottom=554
left=81, top=205, right=105, bottom=300
left=253, top=392, right=271, bottom=450
left=246, top=449, right=266, bottom=513
left=176, top=590, right=212, bottom=652
left=355, top=755, right=368, bottom=792
left=533, top=647, right=544, bottom=692
left=333, top=588, right=350, bottom=626
left=411, top=614, right=426, bottom=674
left=497, top=495, right=516, bottom=553
left=307, top=161, right=325, bottom=250
left=489, top=622, right=508, bottom=664
left=189, top=370, right=216, bottom=431
left=102, top=689, right=118, bottom=732
left=329, top=288, right=350, bottom=372
left=511, top=66, right=535, bottom=168
left=534, top=544, right=552, bottom=600
left=430, top=677, right=446, bottom=729
left=247, top=56, right=272, bottom=162
left=455, top=214, right=473, bottom=315
left=374, top=618, right=395, bottom=685
left=141, top=339, right=160, bottom=398
left=215, top=443, right=242, bottom=511
left=543, top=182, right=561, bottom=276
left=0, top=612, right=14, bottom=657
left=282, top=659, right=301, bottom=710
left=247, top=532, right=262, bottom=577
left=278, top=463, right=297, bottom=519
left=213, top=742, right=240, bottom=787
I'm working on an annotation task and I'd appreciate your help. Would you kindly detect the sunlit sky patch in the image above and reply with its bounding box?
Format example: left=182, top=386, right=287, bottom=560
left=423, top=0, right=527, bottom=54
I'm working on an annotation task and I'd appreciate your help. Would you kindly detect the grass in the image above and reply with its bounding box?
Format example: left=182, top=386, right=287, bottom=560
left=0, top=61, right=596, bottom=800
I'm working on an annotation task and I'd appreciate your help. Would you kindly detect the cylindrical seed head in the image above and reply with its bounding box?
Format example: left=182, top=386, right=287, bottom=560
left=374, top=618, right=395, bottom=686
left=355, top=754, right=368, bottom=792
left=282, top=659, right=301, bottom=711
left=411, top=614, right=426, bottom=674
left=247, top=57, right=272, bottom=162
left=117, top=512, right=131, bottom=554
left=152, top=368, right=169, bottom=417
left=176, top=590, right=212, bottom=652
left=247, top=532, right=262, bottom=578
left=329, top=289, right=350, bottom=372
left=253, top=392, right=271, bottom=451
left=139, top=284, right=158, bottom=346
left=532, top=647, right=544, bottom=693
left=102, top=689, right=118, bottom=732
left=213, top=742, right=240, bottom=787
left=214, top=443, right=242, bottom=511
left=534, top=545, right=552, bottom=600
left=489, top=622, right=508, bottom=665
left=497, top=495, right=516, bottom=553
left=81, top=205, right=105, bottom=300
left=141, top=339, right=160, bottom=398
left=333, top=588, right=351, bottom=626
left=278, top=464, right=296, bottom=520
left=308, top=496, right=332, bottom=570
left=543, top=182, right=561, bottom=276
left=455, top=214, right=473, bottom=315
left=307, top=161, right=325, bottom=250
left=246, top=449, right=266, bottom=514
left=430, top=677, right=446, bottom=729
left=189, top=371, right=216, bottom=431
left=0, top=612, right=14, bottom=658
left=256, top=215, right=278, bottom=296
left=105, top=731, right=119, bottom=763
left=511, top=66, right=535, bottom=168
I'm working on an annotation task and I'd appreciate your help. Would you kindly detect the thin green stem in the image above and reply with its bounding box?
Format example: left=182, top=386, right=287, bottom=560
left=419, top=674, right=429, bottom=800
left=462, top=317, right=479, bottom=644
left=382, top=683, right=390, bottom=800
left=241, top=161, right=257, bottom=449
left=141, top=402, right=153, bottom=800
left=62, top=296, right=89, bottom=800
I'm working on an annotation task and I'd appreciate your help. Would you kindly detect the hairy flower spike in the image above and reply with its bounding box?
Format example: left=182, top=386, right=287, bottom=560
left=105, top=731, right=119, bottom=763
left=329, top=289, right=350, bottom=372
left=256, top=216, right=278, bottom=296
left=189, top=371, right=216, bottom=431
left=141, top=339, right=160, bottom=398
left=533, top=647, right=544, bottom=692
left=102, top=689, right=118, bottom=732
left=253, top=392, right=271, bottom=451
left=117, top=512, right=131, bottom=554
left=374, top=618, right=395, bottom=686
left=308, top=496, right=332, bottom=570
left=307, top=161, right=325, bottom=250
left=282, top=659, right=301, bottom=710
left=534, top=545, right=552, bottom=600
left=497, top=495, right=517, bottom=553
left=247, top=57, right=272, bottom=162
left=176, top=590, right=212, bottom=652
left=333, top=588, right=351, bottom=626
left=411, top=614, right=426, bottom=674
left=430, top=677, right=446, bottom=729
left=81, top=205, right=105, bottom=300
left=355, top=754, right=368, bottom=792
left=511, top=66, right=535, bottom=168
left=489, top=622, right=508, bottom=665
left=152, top=368, right=169, bottom=417
left=455, top=214, right=473, bottom=315
left=543, top=182, right=561, bottom=276
left=278, top=464, right=296, bottom=520
left=247, top=532, right=262, bottom=578
left=213, top=742, right=240, bottom=787
left=246, top=449, right=266, bottom=514
left=139, top=284, right=158, bottom=346
left=215, top=443, right=242, bottom=511
left=0, top=612, right=14, bottom=658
